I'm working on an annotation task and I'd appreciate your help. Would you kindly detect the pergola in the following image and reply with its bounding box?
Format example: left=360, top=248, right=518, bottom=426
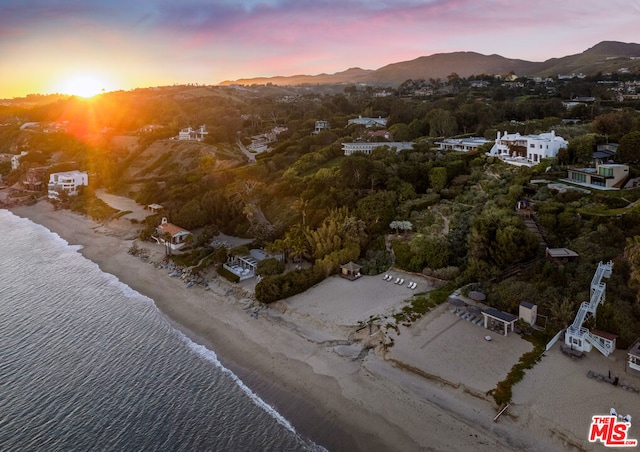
left=147, top=203, right=164, bottom=213
left=482, top=308, right=518, bottom=336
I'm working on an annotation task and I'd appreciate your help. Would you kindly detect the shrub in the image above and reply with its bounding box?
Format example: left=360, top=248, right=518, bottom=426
left=255, top=266, right=324, bottom=303
left=256, top=258, right=285, bottom=276
left=490, top=343, right=545, bottom=405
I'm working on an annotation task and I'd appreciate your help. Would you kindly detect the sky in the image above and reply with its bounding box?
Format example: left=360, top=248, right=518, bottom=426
left=1, top=0, right=640, bottom=98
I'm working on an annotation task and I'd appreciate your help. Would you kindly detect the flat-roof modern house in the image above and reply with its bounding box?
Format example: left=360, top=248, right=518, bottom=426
left=565, top=163, right=629, bottom=190
left=487, top=130, right=568, bottom=167
left=347, top=116, right=388, bottom=128
left=342, top=142, right=413, bottom=156
left=47, top=170, right=88, bottom=200
left=434, top=137, right=492, bottom=152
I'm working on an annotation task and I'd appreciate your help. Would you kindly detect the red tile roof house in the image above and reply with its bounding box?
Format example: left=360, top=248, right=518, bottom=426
left=156, top=217, right=192, bottom=251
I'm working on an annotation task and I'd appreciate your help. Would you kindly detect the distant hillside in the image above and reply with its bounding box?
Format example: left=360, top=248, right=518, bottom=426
left=529, top=41, right=640, bottom=77
left=219, top=67, right=373, bottom=86
left=360, top=52, right=538, bottom=85
left=219, top=41, right=640, bottom=87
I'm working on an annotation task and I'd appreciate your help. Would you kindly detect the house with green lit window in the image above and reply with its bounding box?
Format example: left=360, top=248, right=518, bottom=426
left=565, top=163, right=629, bottom=190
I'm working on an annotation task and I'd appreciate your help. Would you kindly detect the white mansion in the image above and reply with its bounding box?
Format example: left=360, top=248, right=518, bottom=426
left=487, top=130, right=568, bottom=167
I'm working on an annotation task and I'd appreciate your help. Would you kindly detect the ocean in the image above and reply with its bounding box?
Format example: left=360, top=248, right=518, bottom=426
left=0, top=209, right=320, bottom=451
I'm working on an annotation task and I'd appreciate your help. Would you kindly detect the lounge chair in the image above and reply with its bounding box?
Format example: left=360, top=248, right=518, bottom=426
left=407, top=281, right=413, bottom=288
left=410, top=282, right=417, bottom=289
left=383, top=274, right=389, bottom=280
left=399, top=278, right=404, bottom=285
left=394, top=278, right=400, bottom=284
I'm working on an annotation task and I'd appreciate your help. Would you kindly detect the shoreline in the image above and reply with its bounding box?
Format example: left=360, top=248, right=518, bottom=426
left=9, top=200, right=616, bottom=451
left=6, top=202, right=406, bottom=450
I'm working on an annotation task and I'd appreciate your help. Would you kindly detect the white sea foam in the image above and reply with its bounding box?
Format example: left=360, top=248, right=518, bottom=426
left=102, top=271, right=157, bottom=306
left=175, top=329, right=298, bottom=433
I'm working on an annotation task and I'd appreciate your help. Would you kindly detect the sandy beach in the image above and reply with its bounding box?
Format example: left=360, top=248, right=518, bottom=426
left=8, top=200, right=640, bottom=451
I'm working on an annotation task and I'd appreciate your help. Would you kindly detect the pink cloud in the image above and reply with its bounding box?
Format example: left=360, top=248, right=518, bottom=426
left=1, top=0, right=639, bottom=96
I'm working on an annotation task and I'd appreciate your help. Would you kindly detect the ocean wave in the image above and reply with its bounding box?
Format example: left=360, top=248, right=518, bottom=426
left=1, top=209, right=73, bottom=248
left=174, top=329, right=298, bottom=432
left=101, top=271, right=157, bottom=307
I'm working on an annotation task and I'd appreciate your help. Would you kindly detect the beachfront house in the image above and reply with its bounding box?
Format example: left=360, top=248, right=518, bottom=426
left=47, top=170, right=88, bottom=200
left=156, top=217, right=192, bottom=251
left=487, top=130, right=568, bottom=167
left=24, top=166, right=48, bottom=191
left=223, top=249, right=280, bottom=281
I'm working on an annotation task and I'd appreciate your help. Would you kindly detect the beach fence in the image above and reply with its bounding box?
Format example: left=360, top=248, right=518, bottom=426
left=546, top=328, right=565, bottom=351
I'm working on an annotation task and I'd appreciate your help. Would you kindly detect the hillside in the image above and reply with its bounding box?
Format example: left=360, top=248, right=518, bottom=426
left=124, top=140, right=245, bottom=182
left=219, top=41, right=640, bottom=87
left=530, top=41, right=640, bottom=76
left=360, top=52, right=538, bottom=85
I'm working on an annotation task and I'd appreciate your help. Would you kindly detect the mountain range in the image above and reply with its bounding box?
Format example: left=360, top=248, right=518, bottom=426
left=219, top=41, right=640, bottom=87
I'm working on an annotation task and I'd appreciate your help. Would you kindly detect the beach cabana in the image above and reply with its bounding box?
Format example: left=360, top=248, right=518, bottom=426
left=482, top=308, right=518, bottom=336
left=340, top=262, right=361, bottom=281
left=147, top=203, right=164, bottom=213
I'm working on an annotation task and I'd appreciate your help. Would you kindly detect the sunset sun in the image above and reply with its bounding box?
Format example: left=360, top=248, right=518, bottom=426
left=61, top=75, right=106, bottom=98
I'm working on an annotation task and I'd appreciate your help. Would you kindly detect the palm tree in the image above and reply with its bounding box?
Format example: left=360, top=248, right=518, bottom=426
left=162, top=231, right=173, bottom=256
